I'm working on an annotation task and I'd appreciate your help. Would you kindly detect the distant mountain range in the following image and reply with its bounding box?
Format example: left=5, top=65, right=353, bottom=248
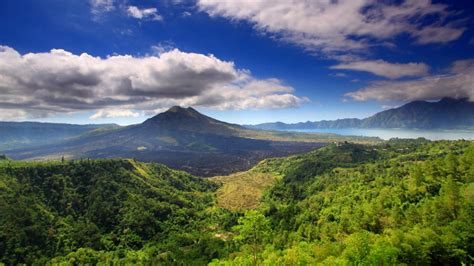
left=0, top=121, right=118, bottom=150
left=3, top=98, right=470, bottom=175
left=247, top=98, right=474, bottom=130
left=4, top=106, right=338, bottom=176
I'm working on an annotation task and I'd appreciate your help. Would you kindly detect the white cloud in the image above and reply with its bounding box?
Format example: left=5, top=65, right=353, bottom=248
left=413, top=26, right=465, bottom=45
left=90, top=0, right=115, bottom=14
left=197, top=0, right=464, bottom=56
left=331, top=60, right=429, bottom=79
left=90, top=109, right=140, bottom=119
left=0, top=45, right=307, bottom=120
left=0, top=109, right=28, bottom=121
left=127, top=6, right=162, bottom=21
left=151, top=42, right=175, bottom=55
left=345, top=59, right=474, bottom=101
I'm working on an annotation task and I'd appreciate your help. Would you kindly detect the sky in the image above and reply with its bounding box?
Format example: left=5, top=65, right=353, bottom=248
left=0, top=0, right=473, bottom=125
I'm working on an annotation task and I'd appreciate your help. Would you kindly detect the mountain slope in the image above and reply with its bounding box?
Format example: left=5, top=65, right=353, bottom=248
left=212, top=139, right=474, bottom=265
left=142, top=106, right=244, bottom=135
left=361, top=97, right=474, bottom=128
left=0, top=121, right=119, bottom=150
left=0, top=159, right=219, bottom=265
left=5, top=107, right=332, bottom=176
left=248, top=98, right=474, bottom=130
left=248, top=118, right=363, bottom=130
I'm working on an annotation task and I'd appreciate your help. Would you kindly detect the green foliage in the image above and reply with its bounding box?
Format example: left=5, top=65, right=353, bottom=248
left=0, top=159, right=220, bottom=264
left=2, top=139, right=473, bottom=265
left=233, top=210, right=271, bottom=264
left=213, top=140, right=474, bottom=265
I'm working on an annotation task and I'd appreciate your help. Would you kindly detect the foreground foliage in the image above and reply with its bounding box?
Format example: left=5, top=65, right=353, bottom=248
left=212, top=139, right=474, bottom=265
left=0, top=159, right=226, bottom=264
left=1, top=139, right=473, bottom=265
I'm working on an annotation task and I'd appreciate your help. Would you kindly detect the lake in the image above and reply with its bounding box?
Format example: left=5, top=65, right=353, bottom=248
left=286, top=128, right=474, bottom=141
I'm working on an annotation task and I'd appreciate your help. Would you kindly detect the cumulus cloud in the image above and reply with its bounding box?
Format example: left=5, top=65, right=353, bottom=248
left=127, top=6, right=162, bottom=21
left=197, top=0, right=464, bottom=56
left=345, top=59, right=474, bottom=101
left=0, top=45, right=306, bottom=120
left=331, top=60, right=429, bottom=79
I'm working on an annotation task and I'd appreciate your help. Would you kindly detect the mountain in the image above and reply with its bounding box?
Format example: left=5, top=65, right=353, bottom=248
left=142, top=106, right=244, bottom=135
left=0, top=121, right=119, bottom=150
left=249, top=118, right=363, bottom=130
left=5, top=106, right=331, bottom=176
left=362, top=97, right=474, bottom=129
left=248, top=97, right=474, bottom=130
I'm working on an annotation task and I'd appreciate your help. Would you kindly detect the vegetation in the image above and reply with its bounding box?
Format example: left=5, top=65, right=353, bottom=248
left=0, top=158, right=225, bottom=264
left=212, top=139, right=474, bottom=265
left=1, top=139, right=473, bottom=265
left=211, top=171, right=276, bottom=211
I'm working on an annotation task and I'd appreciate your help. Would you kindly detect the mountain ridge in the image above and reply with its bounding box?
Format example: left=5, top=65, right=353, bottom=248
left=246, top=97, right=474, bottom=130
left=0, top=121, right=119, bottom=150
left=4, top=106, right=333, bottom=176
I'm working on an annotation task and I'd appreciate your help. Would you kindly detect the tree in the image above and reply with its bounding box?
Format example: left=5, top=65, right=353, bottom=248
left=233, top=211, right=271, bottom=265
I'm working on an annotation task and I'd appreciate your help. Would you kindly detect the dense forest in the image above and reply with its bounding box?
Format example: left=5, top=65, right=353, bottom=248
left=0, top=158, right=226, bottom=264
left=1, top=139, right=473, bottom=264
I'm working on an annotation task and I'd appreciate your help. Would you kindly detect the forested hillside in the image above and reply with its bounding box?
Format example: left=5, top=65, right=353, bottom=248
left=0, top=159, right=226, bottom=264
left=212, top=139, right=474, bottom=265
left=1, top=139, right=473, bottom=265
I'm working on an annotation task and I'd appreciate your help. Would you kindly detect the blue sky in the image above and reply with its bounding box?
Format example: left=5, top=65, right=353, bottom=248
left=0, top=0, right=473, bottom=125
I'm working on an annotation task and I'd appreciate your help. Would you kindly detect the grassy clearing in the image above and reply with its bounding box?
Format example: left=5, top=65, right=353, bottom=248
left=211, top=171, right=276, bottom=211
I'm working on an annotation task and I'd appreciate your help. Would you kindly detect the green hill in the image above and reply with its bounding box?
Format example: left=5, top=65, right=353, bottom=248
left=211, top=139, right=474, bottom=265
left=2, top=139, right=473, bottom=265
left=0, top=158, right=222, bottom=265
